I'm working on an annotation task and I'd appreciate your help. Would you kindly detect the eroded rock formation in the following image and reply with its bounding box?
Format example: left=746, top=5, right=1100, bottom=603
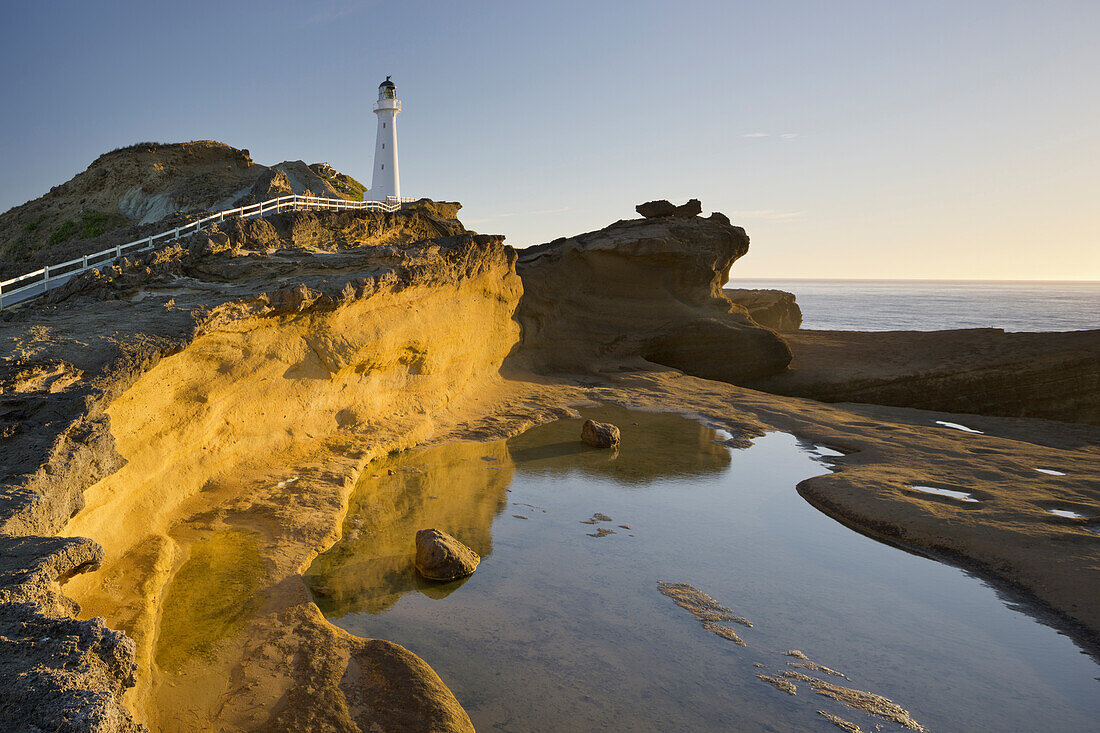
left=1, top=201, right=515, bottom=730
left=636, top=198, right=703, bottom=218
left=512, top=210, right=792, bottom=379
left=0, top=535, right=140, bottom=731
left=724, top=288, right=803, bottom=331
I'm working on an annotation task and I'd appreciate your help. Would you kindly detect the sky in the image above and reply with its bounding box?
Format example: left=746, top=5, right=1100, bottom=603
left=1, top=0, right=1098, bottom=280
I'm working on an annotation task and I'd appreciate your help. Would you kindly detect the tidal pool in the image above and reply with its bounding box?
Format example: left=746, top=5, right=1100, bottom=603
left=307, top=406, right=1099, bottom=732
left=907, top=485, right=981, bottom=503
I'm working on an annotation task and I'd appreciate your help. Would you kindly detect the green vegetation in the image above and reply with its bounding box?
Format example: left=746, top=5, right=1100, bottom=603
left=312, top=163, right=368, bottom=200
left=48, top=220, right=78, bottom=245
left=80, top=211, right=112, bottom=239
left=342, top=175, right=368, bottom=201
left=46, top=211, right=128, bottom=246
left=23, top=215, right=46, bottom=233
left=107, top=140, right=169, bottom=154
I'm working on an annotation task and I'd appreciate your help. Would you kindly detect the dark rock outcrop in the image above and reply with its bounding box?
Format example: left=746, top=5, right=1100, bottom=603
left=744, top=329, right=1100, bottom=425
left=724, top=288, right=803, bottom=331
left=644, top=318, right=795, bottom=382
left=636, top=199, right=702, bottom=218
left=239, top=168, right=294, bottom=205
left=581, top=419, right=621, bottom=448
left=0, top=535, right=140, bottom=732
left=414, top=529, right=480, bottom=581
left=513, top=205, right=792, bottom=380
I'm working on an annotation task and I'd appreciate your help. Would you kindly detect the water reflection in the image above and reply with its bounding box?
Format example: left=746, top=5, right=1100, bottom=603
left=508, top=405, right=730, bottom=485
left=306, top=406, right=1100, bottom=732
left=306, top=439, right=512, bottom=616
left=309, top=407, right=731, bottom=617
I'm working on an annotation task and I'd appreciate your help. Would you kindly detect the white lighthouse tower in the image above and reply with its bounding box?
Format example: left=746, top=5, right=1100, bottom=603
left=367, top=76, right=400, bottom=202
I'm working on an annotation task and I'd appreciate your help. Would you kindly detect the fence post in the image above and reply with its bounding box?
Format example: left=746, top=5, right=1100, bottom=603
left=82, top=255, right=88, bottom=269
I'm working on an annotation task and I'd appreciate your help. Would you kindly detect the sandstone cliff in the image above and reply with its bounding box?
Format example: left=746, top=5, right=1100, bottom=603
left=513, top=210, right=792, bottom=380
left=2, top=202, right=501, bottom=731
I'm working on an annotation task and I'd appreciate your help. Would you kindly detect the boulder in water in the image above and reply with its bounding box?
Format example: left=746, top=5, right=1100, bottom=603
left=414, top=529, right=480, bottom=581
left=581, top=419, right=621, bottom=448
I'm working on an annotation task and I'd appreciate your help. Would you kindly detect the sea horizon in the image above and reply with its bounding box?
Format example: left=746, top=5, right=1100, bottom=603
left=732, top=276, right=1100, bottom=285
left=726, top=277, right=1099, bottom=332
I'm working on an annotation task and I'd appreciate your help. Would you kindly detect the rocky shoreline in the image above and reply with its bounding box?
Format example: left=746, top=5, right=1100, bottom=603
left=745, top=328, right=1100, bottom=425
left=1, top=196, right=1097, bottom=730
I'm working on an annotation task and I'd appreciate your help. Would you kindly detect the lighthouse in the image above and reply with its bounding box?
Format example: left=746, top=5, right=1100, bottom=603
left=367, top=76, right=401, bottom=202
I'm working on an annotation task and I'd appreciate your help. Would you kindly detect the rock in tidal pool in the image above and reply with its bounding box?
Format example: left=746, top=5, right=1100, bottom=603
left=581, top=419, right=621, bottom=448
left=414, top=529, right=480, bottom=581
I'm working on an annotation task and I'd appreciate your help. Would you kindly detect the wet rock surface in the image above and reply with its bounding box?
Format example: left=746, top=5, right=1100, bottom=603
left=414, top=529, right=481, bottom=581
left=657, top=581, right=753, bottom=646
left=580, top=419, right=620, bottom=448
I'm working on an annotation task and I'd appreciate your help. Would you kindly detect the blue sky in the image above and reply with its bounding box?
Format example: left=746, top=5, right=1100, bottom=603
left=1, top=0, right=1097, bottom=279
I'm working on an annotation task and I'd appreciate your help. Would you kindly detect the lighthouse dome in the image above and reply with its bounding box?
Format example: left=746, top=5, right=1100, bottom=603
left=378, top=76, right=397, bottom=100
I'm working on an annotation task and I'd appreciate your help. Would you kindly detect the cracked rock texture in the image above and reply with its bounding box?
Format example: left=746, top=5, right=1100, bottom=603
left=0, top=535, right=140, bottom=732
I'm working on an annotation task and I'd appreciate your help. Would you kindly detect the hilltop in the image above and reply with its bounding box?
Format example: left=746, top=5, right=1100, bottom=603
left=0, top=141, right=366, bottom=276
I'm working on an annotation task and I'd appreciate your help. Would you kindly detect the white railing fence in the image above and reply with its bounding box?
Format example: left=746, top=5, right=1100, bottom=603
left=0, top=194, right=415, bottom=309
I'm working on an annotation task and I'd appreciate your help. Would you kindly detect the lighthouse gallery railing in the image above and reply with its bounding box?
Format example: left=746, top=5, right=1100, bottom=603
left=0, top=194, right=418, bottom=309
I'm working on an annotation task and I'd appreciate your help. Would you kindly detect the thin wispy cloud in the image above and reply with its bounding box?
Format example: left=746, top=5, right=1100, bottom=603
left=780, top=133, right=800, bottom=139
left=742, top=132, right=769, bottom=138
left=730, top=209, right=807, bottom=221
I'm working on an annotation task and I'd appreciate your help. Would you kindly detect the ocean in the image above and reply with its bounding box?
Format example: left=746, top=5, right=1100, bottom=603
left=729, top=279, right=1099, bottom=332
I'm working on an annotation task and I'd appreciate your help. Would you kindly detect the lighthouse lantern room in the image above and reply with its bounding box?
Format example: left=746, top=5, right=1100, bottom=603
left=368, top=76, right=401, bottom=201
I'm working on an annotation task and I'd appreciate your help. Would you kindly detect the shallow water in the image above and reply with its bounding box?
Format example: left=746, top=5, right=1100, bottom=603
left=907, top=485, right=981, bottom=503
left=934, top=420, right=983, bottom=434
left=1036, top=467, right=1068, bottom=476
left=307, top=406, right=1100, bottom=732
